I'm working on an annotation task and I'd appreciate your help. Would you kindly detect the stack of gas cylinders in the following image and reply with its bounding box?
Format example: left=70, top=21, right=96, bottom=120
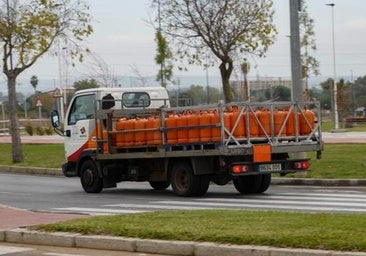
left=114, top=107, right=315, bottom=146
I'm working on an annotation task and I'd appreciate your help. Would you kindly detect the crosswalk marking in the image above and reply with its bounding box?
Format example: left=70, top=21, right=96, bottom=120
left=53, top=207, right=147, bottom=215
left=52, top=192, right=366, bottom=215
left=0, top=245, right=33, bottom=255
left=44, top=253, right=85, bottom=256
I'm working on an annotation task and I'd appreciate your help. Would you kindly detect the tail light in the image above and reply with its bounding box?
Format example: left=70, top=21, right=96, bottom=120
left=232, top=164, right=249, bottom=174
left=293, top=161, right=310, bottom=170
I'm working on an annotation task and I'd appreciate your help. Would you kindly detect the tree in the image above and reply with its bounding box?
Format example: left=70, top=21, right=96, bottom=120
left=155, top=28, right=173, bottom=88
left=180, top=85, right=222, bottom=105
left=73, top=79, right=99, bottom=91
left=84, top=53, right=117, bottom=87
left=353, top=75, right=366, bottom=109
left=299, top=1, right=320, bottom=96
left=30, top=75, right=38, bottom=94
left=154, top=0, right=277, bottom=103
left=336, top=78, right=350, bottom=120
left=320, top=78, right=333, bottom=111
left=0, top=0, right=93, bottom=163
left=273, top=86, right=291, bottom=101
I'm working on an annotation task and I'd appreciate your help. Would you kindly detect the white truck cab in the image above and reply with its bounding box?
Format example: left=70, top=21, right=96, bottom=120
left=52, top=87, right=170, bottom=177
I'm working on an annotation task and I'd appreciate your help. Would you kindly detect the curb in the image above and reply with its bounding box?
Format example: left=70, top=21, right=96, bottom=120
left=1, top=228, right=365, bottom=256
left=1, top=165, right=365, bottom=187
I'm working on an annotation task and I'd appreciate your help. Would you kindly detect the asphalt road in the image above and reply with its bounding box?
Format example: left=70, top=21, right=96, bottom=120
left=1, top=173, right=365, bottom=215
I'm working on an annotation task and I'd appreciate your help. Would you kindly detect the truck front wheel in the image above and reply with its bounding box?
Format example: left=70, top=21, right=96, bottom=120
left=80, top=160, right=103, bottom=193
left=171, top=162, right=201, bottom=197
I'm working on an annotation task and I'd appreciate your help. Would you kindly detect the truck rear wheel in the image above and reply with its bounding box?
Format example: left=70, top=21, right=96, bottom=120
left=171, top=162, right=201, bottom=197
left=233, top=175, right=262, bottom=194
left=194, top=175, right=210, bottom=196
left=257, top=174, right=271, bottom=193
left=80, top=160, right=103, bottom=193
left=149, top=181, right=170, bottom=190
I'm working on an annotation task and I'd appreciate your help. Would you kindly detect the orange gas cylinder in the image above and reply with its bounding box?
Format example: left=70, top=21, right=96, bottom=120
left=124, top=118, right=136, bottom=146
left=211, top=110, right=221, bottom=142
left=146, top=116, right=161, bottom=145
left=299, top=110, right=315, bottom=135
left=199, top=111, right=212, bottom=142
left=165, top=113, right=178, bottom=144
left=116, top=118, right=126, bottom=146
left=102, top=130, right=108, bottom=152
left=286, top=110, right=296, bottom=136
left=223, top=110, right=232, bottom=139
left=230, top=107, right=245, bottom=139
left=257, top=109, right=271, bottom=137
left=188, top=111, right=200, bottom=143
left=274, top=110, right=287, bottom=136
left=134, top=117, right=147, bottom=145
left=177, top=112, right=189, bottom=143
left=248, top=112, right=259, bottom=137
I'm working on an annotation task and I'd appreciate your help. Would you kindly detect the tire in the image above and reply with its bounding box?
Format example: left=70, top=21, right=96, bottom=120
left=149, top=181, right=170, bottom=190
left=170, top=162, right=200, bottom=197
left=257, top=174, right=271, bottom=193
left=194, top=175, right=210, bottom=197
left=233, top=175, right=262, bottom=194
left=80, top=160, right=103, bottom=193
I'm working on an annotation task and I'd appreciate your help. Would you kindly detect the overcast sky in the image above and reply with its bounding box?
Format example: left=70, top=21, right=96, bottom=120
left=12, top=0, right=366, bottom=93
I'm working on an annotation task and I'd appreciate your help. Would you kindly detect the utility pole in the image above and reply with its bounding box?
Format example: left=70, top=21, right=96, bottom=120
left=289, top=0, right=303, bottom=101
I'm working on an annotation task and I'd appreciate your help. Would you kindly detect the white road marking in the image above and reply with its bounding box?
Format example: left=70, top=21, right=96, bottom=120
left=0, top=245, right=34, bottom=255
left=44, top=253, right=85, bottom=256
left=53, top=207, right=147, bottom=215
left=52, top=192, right=366, bottom=215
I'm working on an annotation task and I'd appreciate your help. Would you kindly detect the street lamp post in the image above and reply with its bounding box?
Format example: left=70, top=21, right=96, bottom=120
left=326, top=3, right=339, bottom=130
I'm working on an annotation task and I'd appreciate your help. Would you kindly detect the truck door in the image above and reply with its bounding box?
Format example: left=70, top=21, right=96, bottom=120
left=64, top=93, right=96, bottom=163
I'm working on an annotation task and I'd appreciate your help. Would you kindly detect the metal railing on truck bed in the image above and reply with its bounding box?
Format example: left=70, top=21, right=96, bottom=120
left=94, top=100, right=323, bottom=158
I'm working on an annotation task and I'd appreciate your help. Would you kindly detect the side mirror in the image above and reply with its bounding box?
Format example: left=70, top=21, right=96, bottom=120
left=50, top=110, right=66, bottom=136
left=51, top=110, right=60, bottom=128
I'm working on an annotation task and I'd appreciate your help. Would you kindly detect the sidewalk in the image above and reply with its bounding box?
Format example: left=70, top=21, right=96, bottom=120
left=0, top=205, right=87, bottom=230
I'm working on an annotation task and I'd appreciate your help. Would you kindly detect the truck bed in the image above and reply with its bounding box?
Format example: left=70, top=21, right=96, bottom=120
left=94, top=101, right=323, bottom=160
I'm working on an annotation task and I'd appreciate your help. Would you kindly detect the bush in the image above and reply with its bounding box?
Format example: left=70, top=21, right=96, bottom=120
left=35, top=126, right=45, bottom=135
left=44, top=126, right=54, bottom=135
left=25, top=123, right=34, bottom=136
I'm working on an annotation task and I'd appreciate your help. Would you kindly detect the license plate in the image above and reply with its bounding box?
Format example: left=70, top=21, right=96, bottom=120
left=259, top=163, right=282, bottom=172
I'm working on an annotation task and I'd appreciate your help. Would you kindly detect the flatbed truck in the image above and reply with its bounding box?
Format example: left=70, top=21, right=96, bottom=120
left=51, top=87, right=323, bottom=196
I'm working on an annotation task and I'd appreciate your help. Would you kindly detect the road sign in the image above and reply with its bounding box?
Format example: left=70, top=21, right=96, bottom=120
left=53, top=88, right=63, bottom=98
left=36, top=99, right=42, bottom=107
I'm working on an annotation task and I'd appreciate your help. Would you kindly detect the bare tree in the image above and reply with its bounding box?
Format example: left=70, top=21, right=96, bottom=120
left=84, top=53, right=117, bottom=87
left=0, top=0, right=93, bottom=162
left=153, top=0, right=277, bottom=102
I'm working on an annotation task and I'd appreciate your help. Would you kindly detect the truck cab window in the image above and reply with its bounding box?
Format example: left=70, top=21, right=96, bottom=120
left=68, top=94, right=95, bottom=125
left=122, top=92, right=150, bottom=108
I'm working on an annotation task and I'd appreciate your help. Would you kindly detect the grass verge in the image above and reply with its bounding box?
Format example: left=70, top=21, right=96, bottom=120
left=36, top=209, right=366, bottom=252
left=0, top=144, right=65, bottom=168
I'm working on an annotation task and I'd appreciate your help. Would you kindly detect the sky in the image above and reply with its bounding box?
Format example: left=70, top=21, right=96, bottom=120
left=6, top=0, right=366, bottom=95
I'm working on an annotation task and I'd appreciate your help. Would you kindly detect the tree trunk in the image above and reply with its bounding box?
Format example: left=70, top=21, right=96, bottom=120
left=8, top=76, right=23, bottom=163
left=219, top=61, right=234, bottom=103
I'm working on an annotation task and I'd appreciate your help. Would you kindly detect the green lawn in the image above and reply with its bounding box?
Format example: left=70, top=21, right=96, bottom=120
left=37, top=210, right=366, bottom=252
left=0, top=144, right=65, bottom=168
